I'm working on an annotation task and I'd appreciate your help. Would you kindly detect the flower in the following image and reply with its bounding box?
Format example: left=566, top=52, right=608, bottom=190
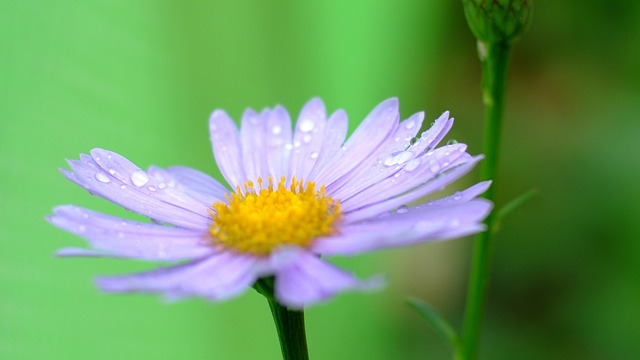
left=47, top=98, right=492, bottom=309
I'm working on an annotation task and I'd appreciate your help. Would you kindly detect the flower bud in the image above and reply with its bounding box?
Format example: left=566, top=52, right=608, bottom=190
left=462, top=0, right=532, bottom=45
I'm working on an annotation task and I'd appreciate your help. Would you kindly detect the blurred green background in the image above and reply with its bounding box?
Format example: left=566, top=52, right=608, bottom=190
left=2, top=1, right=639, bottom=359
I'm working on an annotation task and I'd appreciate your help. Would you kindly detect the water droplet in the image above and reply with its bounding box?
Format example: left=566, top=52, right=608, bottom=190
left=429, top=162, right=441, bottom=173
left=107, top=154, right=112, bottom=159
left=157, top=182, right=167, bottom=189
left=453, top=192, right=462, bottom=200
left=396, top=205, right=409, bottom=214
left=95, top=172, right=110, bottom=183
left=285, top=143, right=293, bottom=151
left=299, top=119, right=315, bottom=132
left=303, top=134, right=312, bottom=143
left=120, top=184, right=126, bottom=190
left=409, top=138, right=419, bottom=146
left=310, top=152, right=319, bottom=159
left=272, top=125, right=282, bottom=135
left=404, top=120, right=415, bottom=130
left=394, top=172, right=401, bottom=178
left=293, top=140, right=301, bottom=148
left=108, top=169, right=116, bottom=175
left=404, top=158, right=421, bottom=172
left=131, top=170, right=149, bottom=187
left=447, top=139, right=458, bottom=145
left=396, top=151, right=413, bottom=165
left=148, top=185, right=157, bottom=192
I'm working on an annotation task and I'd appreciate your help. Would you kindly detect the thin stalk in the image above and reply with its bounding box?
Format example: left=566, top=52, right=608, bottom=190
left=267, top=298, right=309, bottom=360
left=461, top=41, right=511, bottom=360
left=255, top=278, right=309, bottom=360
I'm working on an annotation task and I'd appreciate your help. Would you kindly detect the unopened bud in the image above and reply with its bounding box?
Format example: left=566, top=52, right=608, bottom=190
left=462, top=0, right=532, bottom=45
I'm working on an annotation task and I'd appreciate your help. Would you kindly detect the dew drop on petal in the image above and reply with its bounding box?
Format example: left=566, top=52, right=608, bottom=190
left=404, top=120, right=415, bottom=130
left=396, top=205, right=409, bottom=214
left=272, top=125, right=282, bottom=135
left=131, top=170, right=149, bottom=187
left=453, top=192, right=463, bottom=200
left=310, top=151, right=319, bottom=159
left=294, top=140, right=301, bottom=148
left=95, top=172, right=110, bottom=183
left=299, top=119, right=315, bottom=132
left=447, top=139, right=458, bottom=145
left=395, top=151, right=413, bottom=165
left=148, top=185, right=157, bottom=192
left=108, top=169, right=116, bottom=175
left=120, top=184, right=126, bottom=190
left=157, top=182, right=167, bottom=189
left=404, top=158, right=421, bottom=172
left=303, top=134, right=312, bottom=143
left=429, top=162, right=441, bottom=173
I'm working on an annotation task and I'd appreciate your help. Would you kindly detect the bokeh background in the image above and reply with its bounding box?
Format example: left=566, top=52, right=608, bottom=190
left=2, top=1, right=639, bottom=359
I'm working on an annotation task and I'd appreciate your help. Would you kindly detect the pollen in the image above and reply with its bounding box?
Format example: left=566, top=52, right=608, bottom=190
left=210, top=176, right=341, bottom=256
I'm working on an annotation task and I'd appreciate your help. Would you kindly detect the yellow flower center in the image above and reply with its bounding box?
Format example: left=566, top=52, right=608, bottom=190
left=210, top=177, right=341, bottom=256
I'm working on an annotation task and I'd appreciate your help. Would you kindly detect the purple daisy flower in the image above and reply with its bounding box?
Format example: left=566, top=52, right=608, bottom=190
left=48, top=98, right=492, bottom=309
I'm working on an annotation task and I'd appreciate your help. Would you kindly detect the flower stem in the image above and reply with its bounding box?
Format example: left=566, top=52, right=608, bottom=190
left=267, top=297, right=309, bottom=360
left=461, top=40, right=511, bottom=360
left=255, top=278, right=309, bottom=360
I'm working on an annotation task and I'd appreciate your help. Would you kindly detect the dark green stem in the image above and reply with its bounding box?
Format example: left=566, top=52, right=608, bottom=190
left=255, top=278, right=309, bottom=360
left=461, top=41, right=511, bottom=360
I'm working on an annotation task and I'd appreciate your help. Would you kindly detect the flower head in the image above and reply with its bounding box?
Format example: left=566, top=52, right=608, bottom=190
left=48, top=98, right=492, bottom=309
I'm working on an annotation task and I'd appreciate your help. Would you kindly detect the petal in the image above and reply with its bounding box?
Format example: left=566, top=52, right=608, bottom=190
left=340, top=143, right=470, bottom=212
left=273, top=248, right=382, bottom=309
left=328, top=111, right=425, bottom=200
left=161, top=166, right=229, bottom=205
left=240, top=108, right=270, bottom=181
left=313, top=199, right=492, bottom=256
left=264, top=106, right=293, bottom=180
left=48, top=205, right=214, bottom=260
left=209, top=109, right=246, bottom=188
left=289, top=98, right=327, bottom=180
left=306, top=109, right=348, bottom=179
left=312, top=98, right=400, bottom=186
left=65, top=152, right=211, bottom=230
left=96, top=251, right=261, bottom=301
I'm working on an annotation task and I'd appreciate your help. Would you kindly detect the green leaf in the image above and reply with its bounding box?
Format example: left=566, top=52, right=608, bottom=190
left=494, top=188, right=538, bottom=230
left=406, top=297, right=461, bottom=349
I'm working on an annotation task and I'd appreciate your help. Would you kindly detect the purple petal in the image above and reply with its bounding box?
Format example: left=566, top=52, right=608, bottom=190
left=339, top=144, right=470, bottom=212
left=48, top=205, right=214, bottom=260
left=65, top=152, right=211, bottom=230
left=312, top=98, right=400, bottom=186
left=306, top=109, right=348, bottom=180
left=96, top=251, right=261, bottom=301
left=161, top=166, right=229, bottom=205
left=328, top=111, right=425, bottom=200
left=289, top=98, right=327, bottom=180
left=240, top=108, right=270, bottom=181
left=265, top=106, right=293, bottom=180
left=342, top=155, right=483, bottom=223
left=273, top=248, right=383, bottom=309
left=313, top=199, right=492, bottom=256
left=209, top=109, right=247, bottom=188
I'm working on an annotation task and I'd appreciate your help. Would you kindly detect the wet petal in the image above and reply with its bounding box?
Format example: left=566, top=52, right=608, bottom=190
left=273, top=248, right=382, bottom=309
left=48, top=205, right=213, bottom=260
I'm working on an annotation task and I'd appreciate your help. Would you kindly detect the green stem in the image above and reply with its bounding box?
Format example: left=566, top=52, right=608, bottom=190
left=460, top=41, right=511, bottom=360
left=255, top=279, right=309, bottom=360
